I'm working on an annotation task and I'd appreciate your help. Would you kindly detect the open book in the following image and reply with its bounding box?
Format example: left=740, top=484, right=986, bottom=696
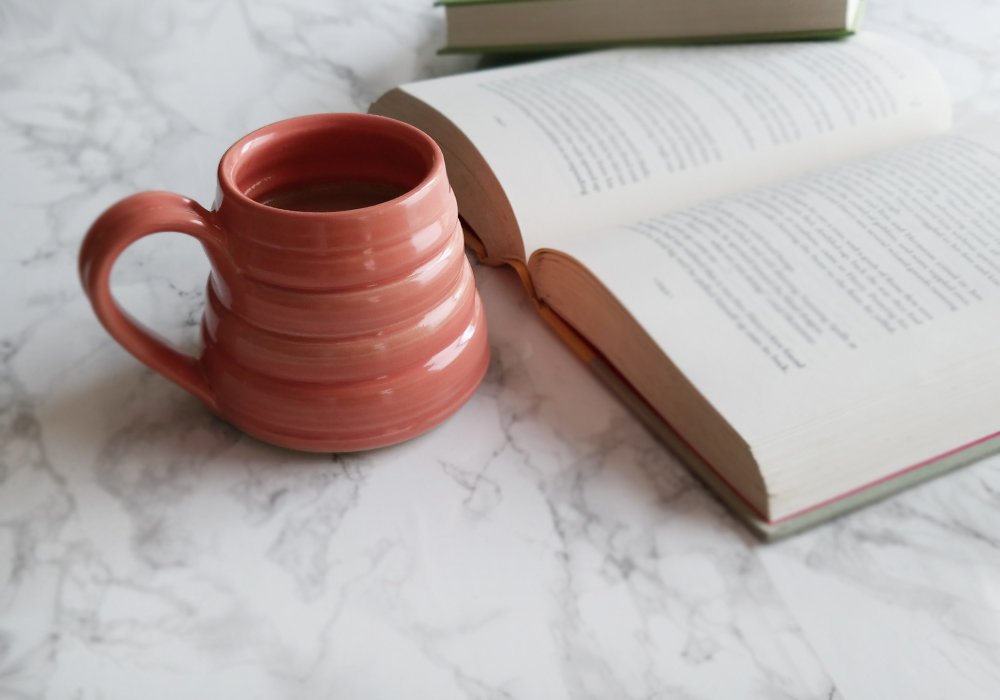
left=371, top=33, right=1000, bottom=537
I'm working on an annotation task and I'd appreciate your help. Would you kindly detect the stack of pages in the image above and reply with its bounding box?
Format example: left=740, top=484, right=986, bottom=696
left=440, top=0, right=863, bottom=53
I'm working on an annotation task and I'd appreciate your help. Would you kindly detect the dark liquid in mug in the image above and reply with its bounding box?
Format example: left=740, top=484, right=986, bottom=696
left=260, top=180, right=406, bottom=212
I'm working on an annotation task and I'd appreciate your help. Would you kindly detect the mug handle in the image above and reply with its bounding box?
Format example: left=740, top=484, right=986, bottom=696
left=79, top=191, right=226, bottom=411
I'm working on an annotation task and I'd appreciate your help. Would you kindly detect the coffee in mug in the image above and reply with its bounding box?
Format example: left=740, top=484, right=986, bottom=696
left=79, top=113, right=489, bottom=451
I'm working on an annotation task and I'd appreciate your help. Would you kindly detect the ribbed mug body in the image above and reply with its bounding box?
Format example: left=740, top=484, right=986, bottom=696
left=199, top=114, right=489, bottom=450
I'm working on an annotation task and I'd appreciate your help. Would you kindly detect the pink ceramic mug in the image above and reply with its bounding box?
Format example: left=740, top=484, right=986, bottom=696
left=79, top=113, right=489, bottom=451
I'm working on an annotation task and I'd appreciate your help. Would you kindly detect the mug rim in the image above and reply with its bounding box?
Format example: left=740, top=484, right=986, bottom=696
left=216, top=112, right=445, bottom=219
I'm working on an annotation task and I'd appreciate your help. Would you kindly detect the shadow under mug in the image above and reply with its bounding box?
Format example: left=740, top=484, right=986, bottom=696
left=79, top=113, right=490, bottom=451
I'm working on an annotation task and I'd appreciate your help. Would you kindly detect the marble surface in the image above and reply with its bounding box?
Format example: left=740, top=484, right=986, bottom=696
left=1, top=0, right=998, bottom=697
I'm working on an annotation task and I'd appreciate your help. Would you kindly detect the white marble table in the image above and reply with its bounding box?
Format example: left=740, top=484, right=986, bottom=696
left=2, top=1, right=998, bottom=697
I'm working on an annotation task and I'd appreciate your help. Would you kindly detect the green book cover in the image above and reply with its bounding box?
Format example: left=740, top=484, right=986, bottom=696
left=438, top=0, right=556, bottom=6
left=439, top=30, right=857, bottom=56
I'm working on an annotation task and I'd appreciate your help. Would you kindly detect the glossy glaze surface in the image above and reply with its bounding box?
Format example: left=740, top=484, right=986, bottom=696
left=79, top=114, right=489, bottom=450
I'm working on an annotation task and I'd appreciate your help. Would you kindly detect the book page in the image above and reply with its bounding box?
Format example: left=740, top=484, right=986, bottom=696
left=403, top=32, right=950, bottom=254
left=565, top=122, right=1000, bottom=445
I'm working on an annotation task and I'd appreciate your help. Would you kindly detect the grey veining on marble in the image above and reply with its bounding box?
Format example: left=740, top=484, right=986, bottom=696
left=0, top=0, right=997, bottom=698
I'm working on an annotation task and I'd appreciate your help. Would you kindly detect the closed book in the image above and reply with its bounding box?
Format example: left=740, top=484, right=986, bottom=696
left=439, top=0, right=864, bottom=53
